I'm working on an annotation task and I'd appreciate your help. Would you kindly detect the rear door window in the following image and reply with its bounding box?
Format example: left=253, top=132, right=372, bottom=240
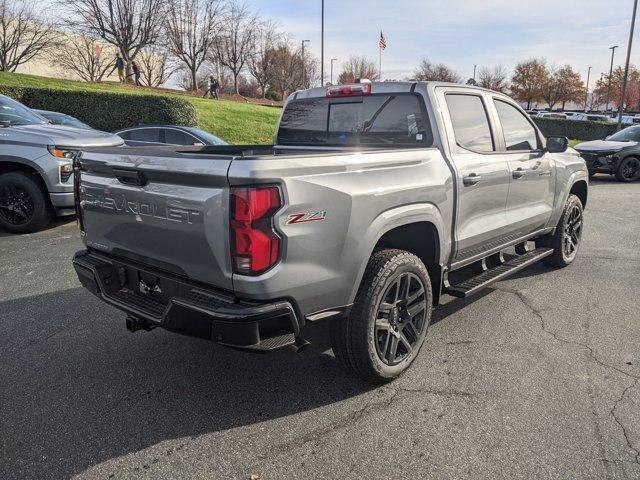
left=277, top=93, right=432, bottom=147
left=129, top=128, right=160, bottom=143
left=445, top=94, right=494, bottom=152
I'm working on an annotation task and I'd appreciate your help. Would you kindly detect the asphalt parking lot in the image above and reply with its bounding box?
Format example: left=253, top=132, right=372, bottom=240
left=1, top=176, right=639, bottom=480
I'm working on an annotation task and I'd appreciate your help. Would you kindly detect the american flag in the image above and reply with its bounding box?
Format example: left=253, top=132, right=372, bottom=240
left=379, top=31, right=387, bottom=50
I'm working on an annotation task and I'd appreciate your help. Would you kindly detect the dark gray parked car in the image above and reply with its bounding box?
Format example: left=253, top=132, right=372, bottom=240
left=575, top=125, right=640, bottom=181
left=114, top=125, right=227, bottom=147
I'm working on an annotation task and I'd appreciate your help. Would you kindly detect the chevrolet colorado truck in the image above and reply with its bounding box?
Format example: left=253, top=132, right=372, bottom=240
left=72, top=81, right=588, bottom=382
left=0, top=94, right=123, bottom=233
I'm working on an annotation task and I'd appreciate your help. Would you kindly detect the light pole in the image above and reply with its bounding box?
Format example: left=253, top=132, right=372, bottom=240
left=605, top=45, right=619, bottom=112
left=584, top=66, right=592, bottom=112
left=320, top=0, right=324, bottom=87
left=301, top=39, right=310, bottom=88
left=330, top=58, right=337, bottom=85
left=617, top=0, right=638, bottom=130
left=473, top=64, right=477, bottom=82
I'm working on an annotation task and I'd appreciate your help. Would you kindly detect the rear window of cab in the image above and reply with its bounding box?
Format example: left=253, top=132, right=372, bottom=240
left=277, top=93, right=433, bottom=147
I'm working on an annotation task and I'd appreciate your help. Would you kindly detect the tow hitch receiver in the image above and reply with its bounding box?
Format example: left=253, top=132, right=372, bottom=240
left=126, top=315, right=155, bottom=333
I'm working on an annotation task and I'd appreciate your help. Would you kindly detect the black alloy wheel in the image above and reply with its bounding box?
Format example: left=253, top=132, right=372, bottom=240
left=374, top=272, right=428, bottom=366
left=616, top=157, right=640, bottom=182
left=562, top=201, right=583, bottom=262
left=0, top=182, right=35, bottom=226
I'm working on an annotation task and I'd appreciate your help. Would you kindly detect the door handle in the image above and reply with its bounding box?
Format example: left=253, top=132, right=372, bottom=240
left=512, top=168, right=527, bottom=179
left=463, top=173, right=482, bottom=186
left=538, top=170, right=551, bottom=177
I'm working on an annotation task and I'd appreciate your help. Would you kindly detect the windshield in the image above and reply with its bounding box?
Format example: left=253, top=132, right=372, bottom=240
left=0, top=96, right=48, bottom=126
left=607, top=126, right=640, bottom=142
left=40, top=112, right=92, bottom=130
left=185, top=127, right=228, bottom=145
left=277, top=93, right=432, bottom=147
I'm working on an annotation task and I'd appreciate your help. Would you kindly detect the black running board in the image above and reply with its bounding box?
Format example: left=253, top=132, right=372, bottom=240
left=443, top=247, right=553, bottom=298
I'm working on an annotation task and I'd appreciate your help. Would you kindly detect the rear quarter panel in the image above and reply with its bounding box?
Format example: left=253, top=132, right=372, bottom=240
left=228, top=148, right=454, bottom=317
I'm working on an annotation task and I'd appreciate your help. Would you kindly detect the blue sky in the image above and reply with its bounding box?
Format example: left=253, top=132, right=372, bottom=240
left=250, top=0, right=636, bottom=84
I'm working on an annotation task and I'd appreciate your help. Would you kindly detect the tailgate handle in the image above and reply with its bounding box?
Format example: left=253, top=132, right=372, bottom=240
left=113, top=168, right=147, bottom=186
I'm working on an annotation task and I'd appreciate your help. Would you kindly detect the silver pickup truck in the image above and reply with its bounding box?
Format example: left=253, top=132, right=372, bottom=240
left=73, top=81, right=588, bottom=382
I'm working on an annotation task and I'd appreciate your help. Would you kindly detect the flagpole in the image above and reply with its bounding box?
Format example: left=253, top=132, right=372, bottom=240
left=379, top=45, right=382, bottom=80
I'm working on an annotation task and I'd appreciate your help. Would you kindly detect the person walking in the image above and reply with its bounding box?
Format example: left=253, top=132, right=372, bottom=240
left=115, top=54, right=125, bottom=83
left=203, top=75, right=219, bottom=99
left=131, top=61, right=141, bottom=86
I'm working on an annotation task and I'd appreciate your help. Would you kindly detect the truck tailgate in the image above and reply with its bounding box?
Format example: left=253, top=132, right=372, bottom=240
left=78, top=149, right=233, bottom=291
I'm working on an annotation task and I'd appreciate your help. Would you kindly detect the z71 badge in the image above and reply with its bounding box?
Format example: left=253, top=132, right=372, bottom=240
left=286, top=211, right=327, bottom=225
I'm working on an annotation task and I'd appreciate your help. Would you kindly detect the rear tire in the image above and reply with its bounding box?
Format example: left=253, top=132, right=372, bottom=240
left=0, top=172, right=52, bottom=233
left=330, top=249, right=433, bottom=383
left=537, top=194, right=584, bottom=268
left=615, top=157, right=640, bottom=182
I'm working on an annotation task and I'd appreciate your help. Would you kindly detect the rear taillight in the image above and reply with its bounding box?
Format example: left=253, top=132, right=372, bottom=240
left=326, top=82, right=372, bottom=98
left=73, top=154, right=84, bottom=233
left=230, top=186, right=282, bottom=275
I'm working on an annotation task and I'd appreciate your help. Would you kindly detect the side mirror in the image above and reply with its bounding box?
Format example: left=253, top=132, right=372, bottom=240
left=547, top=136, right=569, bottom=153
left=193, top=142, right=205, bottom=146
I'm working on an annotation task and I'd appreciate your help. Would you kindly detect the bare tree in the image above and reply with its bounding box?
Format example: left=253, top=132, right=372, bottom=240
left=138, top=46, right=172, bottom=87
left=210, top=1, right=258, bottom=94
left=64, top=0, right=165, bottom=79
left=477, top=65, right=509, bottom=93
left=411, top=58, right=460, bottom=83
left=247, top=19, right=280, bottom=97
left=302, top=52, right=319, bottom=89
left=165, top=0, right=223, bottom=91
left=268, top=41, right=302, bottom=100
left=337, top=55, right=379, bottom=84
left=0, top=0, right=59, bottom=72
left=53, top=35, right=112, bottom=82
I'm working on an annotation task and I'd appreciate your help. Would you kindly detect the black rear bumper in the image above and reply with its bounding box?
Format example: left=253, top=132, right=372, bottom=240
left=73, top=250, right=302, bottom=352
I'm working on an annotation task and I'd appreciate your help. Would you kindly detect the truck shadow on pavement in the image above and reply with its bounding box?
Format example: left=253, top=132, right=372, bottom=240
left=1, top=287, right=377, bottom=479
left=2, top=261, right=549, bottom=479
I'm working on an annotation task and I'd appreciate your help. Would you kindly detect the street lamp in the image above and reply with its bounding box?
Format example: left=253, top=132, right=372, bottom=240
left=617, top=0, right=638, bottom=130
left=584, top=66, right=592, bottom=112
left=301, top=39, right=310, bottom=88
left=473, top=64, right=477, bottom=82
left=330, top=58, right=337, bottom=85
left=605, top=45, right=619, bottom=112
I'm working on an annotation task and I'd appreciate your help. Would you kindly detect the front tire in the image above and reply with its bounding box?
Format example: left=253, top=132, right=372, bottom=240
left=615, top=157, right=640, bottom=182
left=537, top=194, right=584, bottom=267
left=0, top=172, right=53, bottom=233
left=330, top=249, right=433, bottom=383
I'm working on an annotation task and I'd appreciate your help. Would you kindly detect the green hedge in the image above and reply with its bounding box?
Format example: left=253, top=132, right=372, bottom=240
left=0, top=86, right=197, bottom=132
left=533, top=117, right=617, bottom=141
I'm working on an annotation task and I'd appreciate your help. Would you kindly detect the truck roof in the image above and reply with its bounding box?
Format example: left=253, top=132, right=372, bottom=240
left=290, top=81, right=501, bottom=101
